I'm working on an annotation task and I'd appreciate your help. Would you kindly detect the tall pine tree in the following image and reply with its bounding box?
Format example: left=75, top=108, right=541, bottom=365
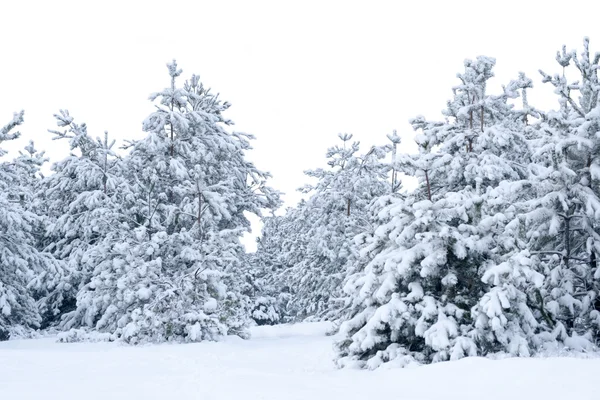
left=335, top=58, right=540, bottom=368
left=60, top=61, right=280, bottom=343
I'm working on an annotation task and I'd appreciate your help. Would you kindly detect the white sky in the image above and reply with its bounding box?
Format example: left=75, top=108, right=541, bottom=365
left=1, top=0, right=598, bottom=250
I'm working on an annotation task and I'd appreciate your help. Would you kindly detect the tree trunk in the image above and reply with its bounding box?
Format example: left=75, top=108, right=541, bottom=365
left=425, top=170, right=432, bottom=201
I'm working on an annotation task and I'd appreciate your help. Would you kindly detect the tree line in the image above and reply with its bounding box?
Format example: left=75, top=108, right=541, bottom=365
left=1, top=39, right=599, bottom=368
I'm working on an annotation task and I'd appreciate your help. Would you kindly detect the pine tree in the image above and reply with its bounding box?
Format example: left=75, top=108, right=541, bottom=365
left=61, top=61, right=280, bottom=343
left=335, top=57, right=539, bottom=368
left=254, top=134, right=391, bottom=322
left=0, top=112, right=62, bottom=339
left=249, top=212, right=296, bottom=325
left=39, top=111, right=123, bottom=328
left=11, top=140, right=47, bottom=206
left=253, top=206, right=311, bottom=322
left=467, top=74, right=547, bottom=356
left=506, top=38, right=600, bottom=348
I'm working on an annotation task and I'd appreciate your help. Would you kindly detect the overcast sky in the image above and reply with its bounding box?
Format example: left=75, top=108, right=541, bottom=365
left=1, top=0, right=598, bottom=250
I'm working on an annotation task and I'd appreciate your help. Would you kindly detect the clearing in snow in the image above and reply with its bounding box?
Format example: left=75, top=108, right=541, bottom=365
left=1, top=322, right=598, bottom=400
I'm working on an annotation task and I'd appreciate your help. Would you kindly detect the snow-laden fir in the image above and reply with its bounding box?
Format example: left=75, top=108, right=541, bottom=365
left=0, top=39, right=599, bottom=372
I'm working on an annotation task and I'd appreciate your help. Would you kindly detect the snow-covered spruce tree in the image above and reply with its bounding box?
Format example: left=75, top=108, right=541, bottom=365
left=249, top=204, right=335, bottom=326
left=11, top=140, right=47, bottom=207
left=247, top=215, right=287, bottom=325
left=465, top=73, right=550, bottom=357
left=259, top=134, right=391, bottom=322
left=9, top=140, right=50, bottom=254
left=39, top=111, right=124, bottom=328
left=335, top=57, right=541, bottom=368
left=0, top=112, right=62, bottom=340
left=253, top=205, right=313, bottom=322
left=333, top=131, right=405, bottom=324
left=62, top=61, right=280, bottom=343
left=506, top=38, right=600, bottom=348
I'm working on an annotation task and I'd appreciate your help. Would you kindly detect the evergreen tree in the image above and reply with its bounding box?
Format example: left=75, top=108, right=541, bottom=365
left=40, top=111, right=123, bottom=328
left=12, top=140, right=47, bottom=206
left=335, top=57, right=539, bottom=368
left=61, top=61, right=280, bottom=343
left=254, top=134, right=391, bottom=322
left=506, top=38, right=600, bottom=347
left=0, top=112, right=62, bottom=339
left=247, top=217, right=286, bottom=326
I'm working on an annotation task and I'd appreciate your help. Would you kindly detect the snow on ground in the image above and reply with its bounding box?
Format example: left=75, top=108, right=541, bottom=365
left=1, top=322, right=599, bottom=400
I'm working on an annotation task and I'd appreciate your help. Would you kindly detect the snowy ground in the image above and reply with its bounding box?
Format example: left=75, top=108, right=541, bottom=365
left=1, top=322, right=599, bottom=400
